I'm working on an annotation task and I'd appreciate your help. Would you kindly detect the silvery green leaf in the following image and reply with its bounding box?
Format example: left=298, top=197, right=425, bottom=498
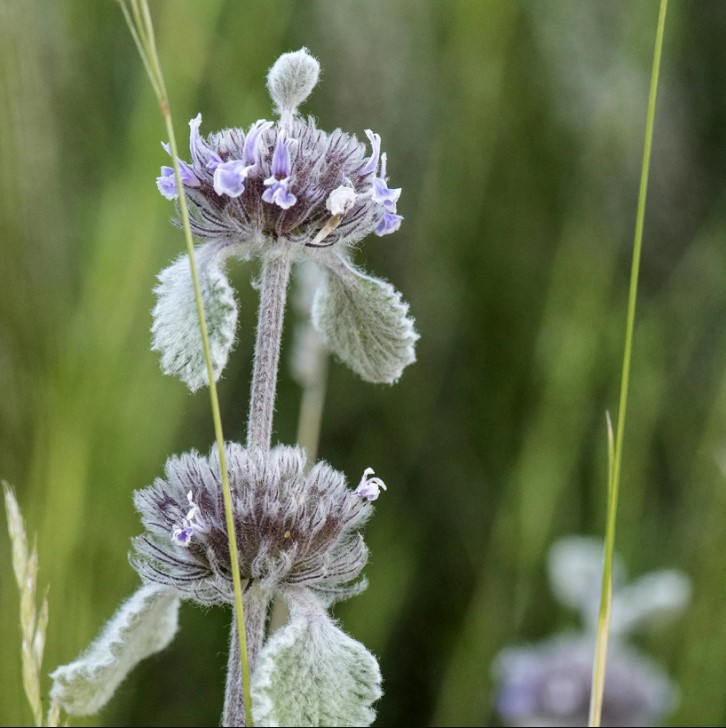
left=251, top=590, right=382, bottom=727
left=611, top=569, right=691, bottom=636
left=151, top=242, right=238, bottom=392
left=312, top=256, right=418, bottom=384
left=289, top=261, right=327, bottom=389
left=50, top=585, right=180, bottom=716
left=547, top=535, right=626, bottom=622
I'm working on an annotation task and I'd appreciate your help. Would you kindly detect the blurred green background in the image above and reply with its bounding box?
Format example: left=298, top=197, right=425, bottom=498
left=1, top=0, right=725, bottom=725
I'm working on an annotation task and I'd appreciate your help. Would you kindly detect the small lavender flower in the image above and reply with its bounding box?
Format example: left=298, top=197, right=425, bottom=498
left=156, top=162, right=199, bottom=200
left=132, top=443, right=373, bottom=604
left=355, top=467, right=387, bottom=501
left=151, top=48, right=418, bottom=391
left=494, top=634, right=676, bottom=728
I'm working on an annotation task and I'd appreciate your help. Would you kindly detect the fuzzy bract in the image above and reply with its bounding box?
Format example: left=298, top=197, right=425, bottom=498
left=150, top=244, right=239, bottom=391
left=266, top=48, right=321, bottom=117
left=312, top=256, right=419, bottom=384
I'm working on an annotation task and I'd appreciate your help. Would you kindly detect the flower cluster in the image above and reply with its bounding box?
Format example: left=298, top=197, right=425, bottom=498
left=157, top=114, right=403, bottom=245
left=494, top=634, right=675, bottom=728
left=150, top=49, right=417, bottom=392
left=132, top=444, right=373, bottom=604
left=156, top=45, right=402, bottom=250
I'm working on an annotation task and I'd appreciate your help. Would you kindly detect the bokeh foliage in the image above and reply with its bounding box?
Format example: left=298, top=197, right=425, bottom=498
left=1, top=1, right=725, bottom=725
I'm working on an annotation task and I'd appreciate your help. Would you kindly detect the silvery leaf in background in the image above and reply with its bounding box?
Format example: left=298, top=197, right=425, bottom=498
left=50, top=585, right=180, bottom=716
left=547, top=535, right=626, bottom=627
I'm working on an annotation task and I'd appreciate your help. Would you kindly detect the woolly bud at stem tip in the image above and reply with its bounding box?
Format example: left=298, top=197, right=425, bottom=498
left=267, top=48, right=320, bottom=115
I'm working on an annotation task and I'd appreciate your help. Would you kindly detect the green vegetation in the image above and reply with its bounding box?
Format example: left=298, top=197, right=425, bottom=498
left=1, top=1, right=724, bottom=725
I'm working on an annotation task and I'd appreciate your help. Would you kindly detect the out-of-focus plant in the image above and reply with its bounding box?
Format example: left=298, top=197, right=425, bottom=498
left=493, top=535, right=690, bottom=727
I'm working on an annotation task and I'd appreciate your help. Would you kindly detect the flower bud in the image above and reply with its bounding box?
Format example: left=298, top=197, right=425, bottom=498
left=267, top=47, right=320, bottom=115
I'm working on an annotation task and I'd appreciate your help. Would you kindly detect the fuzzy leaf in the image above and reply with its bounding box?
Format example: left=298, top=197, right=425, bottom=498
left=151, top=243, right=238, bottom=392
left=611, top=570, right=691, bottom=636
left=251, top=592, right=382, bottom=726
left=50, top=585, right=180, bottom=716
left=547, top=536, right=626, bottom=622
left=312, top=257, right=418, bottom=384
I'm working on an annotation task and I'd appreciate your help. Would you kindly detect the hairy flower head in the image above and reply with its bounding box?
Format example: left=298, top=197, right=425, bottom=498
left=157, top=48, right=400, bottom=251
left=151, top=48, right=417, bottom=391
left=132, top=444, right=373, bottom=605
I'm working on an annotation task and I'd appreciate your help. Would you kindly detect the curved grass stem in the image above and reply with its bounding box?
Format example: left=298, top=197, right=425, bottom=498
left=118, top=2, right=253, bottom=724
left=588, top=2, right=669, bottom=725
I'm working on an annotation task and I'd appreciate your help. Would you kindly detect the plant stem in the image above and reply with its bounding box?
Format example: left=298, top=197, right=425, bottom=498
left=295, top=360, right=327, bottom=465
left=118, top=2, right=253, bottom=725
left=223, top=586, right=272, bottom=727
left=225, top=250, right=291, bottom=723
left=247, top=252, right=293, bottom=452
left=588, top=1, right=668, bottom=725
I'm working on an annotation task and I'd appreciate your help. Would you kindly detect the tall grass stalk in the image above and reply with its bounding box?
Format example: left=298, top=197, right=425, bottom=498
left=3, top=482, right=60, bottom=727
left=588, top=1, right=669, bottom=724
left=117, top=2, right=253, bottom=724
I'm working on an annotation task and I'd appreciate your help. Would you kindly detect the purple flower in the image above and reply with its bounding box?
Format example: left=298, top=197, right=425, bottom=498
left=371, top=153, right=401, bottom=209
left=212, top=119, right=271, bottom=197
left=494, top=634, right=677, bottom=728
left=171, top=526, right=193, bottom=547
left=189, top=114, right=222, bottom=172
left=213, top=159, right=256, bottom=198
left=360, top=132, right=403, bottom=237
left=155, top=149, right=201, bottom=200
left=370, top=151, right=403, bottom=236
left=170, top=491, right=207, bottom=547
left=375, top=211, right=404, bottom=237
left=355, top=468, right=387, bottom=501
left=360, top=130, right=382, bottom=176
left=262, top=135, right=297, bottom=209
left=242, top=119, right=272, bottom=166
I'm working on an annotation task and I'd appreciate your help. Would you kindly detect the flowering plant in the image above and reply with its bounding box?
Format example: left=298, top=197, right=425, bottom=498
left=49, top=47, right=418, bottom=727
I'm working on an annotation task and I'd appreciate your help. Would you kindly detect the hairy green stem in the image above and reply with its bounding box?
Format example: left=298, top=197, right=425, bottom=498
left=232, top=250, right=292, bottom=721
left=588, top=1, right=668, bottom=725
left=118, top=2, right=253, bottom=724
left=246, top=252, right=293, bottom=452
